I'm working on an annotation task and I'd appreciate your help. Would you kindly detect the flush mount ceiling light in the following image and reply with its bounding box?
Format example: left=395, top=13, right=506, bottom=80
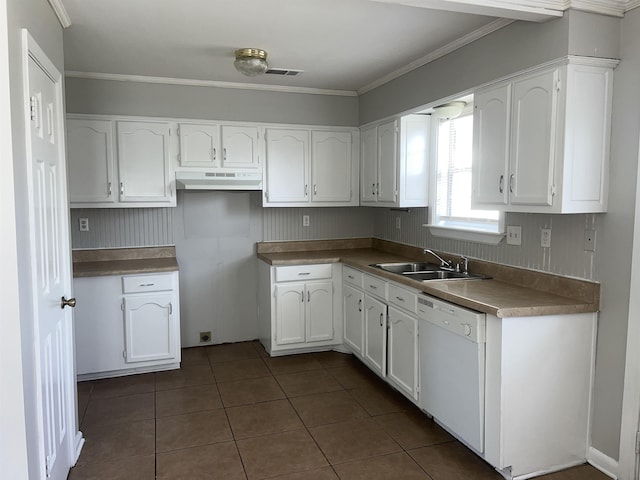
left=433, top=101, right=467, bottom=119
left=234, top=48, right=268, bottom=77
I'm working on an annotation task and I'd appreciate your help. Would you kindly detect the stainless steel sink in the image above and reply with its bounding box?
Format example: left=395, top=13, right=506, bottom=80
left=403, top=271, right=489, bottom=281
left=369, top=262, right=490, bottom=281
left=369, top=262, right=441, bottom=274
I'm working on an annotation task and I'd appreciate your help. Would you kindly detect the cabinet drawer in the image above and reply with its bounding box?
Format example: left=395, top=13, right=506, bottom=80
left=122, top=273, right=174, bottom=293
left=388, top=284, right=417, bottom=314
left=275, top=264, right=332, bottom=282
left=363, top=274, right=387, bottom=299
left=343, top=266, right=363, bottom=288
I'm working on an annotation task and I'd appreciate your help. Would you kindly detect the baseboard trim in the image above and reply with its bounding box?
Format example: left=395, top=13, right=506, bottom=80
left=73, top=431, right=85, bottom=464
left=588, top=446, right=618, bottom=479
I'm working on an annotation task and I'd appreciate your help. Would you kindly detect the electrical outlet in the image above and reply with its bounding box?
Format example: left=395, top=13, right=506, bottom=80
left=395, top=217, right=401, bottom=229
left=506, top=225, right=522, bottom=246
left=584, top=229, right=597, bottom=252
left=541, top=228, right=551, bottom=248
left=79, top=217, right=89, bottom=232
left=303, top=215, right=310, bottom=227
left=200, top=331, right=212, bottom=343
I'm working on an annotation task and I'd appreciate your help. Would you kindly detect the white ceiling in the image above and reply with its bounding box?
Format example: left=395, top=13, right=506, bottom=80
left=59, top=0, right=562, bottom=95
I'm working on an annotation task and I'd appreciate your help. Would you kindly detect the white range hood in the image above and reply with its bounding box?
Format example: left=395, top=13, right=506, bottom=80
left=176, top=171, right=263, bottom=191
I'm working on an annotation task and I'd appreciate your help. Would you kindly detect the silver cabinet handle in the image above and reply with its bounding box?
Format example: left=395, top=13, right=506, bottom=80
left=369, top=285, right=377, bottom=290
left=298, top=272, right=310, bottom=276
left=379, top=313, right=384, bottom=327
left=313, top=184, right=317, bottom=195
left=212, top=148, right=216, bottom=160
left=120, top=182, right=124, bottom=196
left=305, top=184, right=308, bottom=196
left=347, top=275, right=354, bottom=280
left=107, top=181, right=112, bottom=196
left=307, top=291, right=310, bottom=302
left=396, top=296, right=405, bottom=302
left=223, top=148, right=227, bottom=161
left=509, top=173, right=514, bottom=193
left=372, top=183, right=376, bottom=195
left=358, top=299, right=362, bottom=312
left=301, top=291, right=304, bottom=302
left=139, top=283, right=155, bottom=287
left=499, top=175, right=504, bottom=193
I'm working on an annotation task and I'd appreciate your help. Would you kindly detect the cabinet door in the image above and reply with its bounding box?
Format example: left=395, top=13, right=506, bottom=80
left=67, top=118, right=115, bottom=204
left=360, top=125, right=378, bottom=203
left=221, top=125, right=260, bottom=169
left=311, top=131, right=352, bottom=203
left=364, top=294, right=387, bottom=377
left=274, top=284, right=306, bottom=345
left=510, top=69, right=558, bottom=206
left=306, top=281, right=334, bottom=343
left=387, top=306, right=418, bottom=401
left=265, top=128, right=309, bottom=204
left=343, top=284, right=364, bottom=356
left=377, top=120, right=398, bottom=204
left=398, top=115, right=430, bottom=207
left=117, top=121, right=172, bottom=203
left=73, top=276, right=124, bottom=375
left=472, top=84, right=510, bottom=206
left=179, top=123, right=220, bottom=167
left=123, top=293, right=176, bottom=363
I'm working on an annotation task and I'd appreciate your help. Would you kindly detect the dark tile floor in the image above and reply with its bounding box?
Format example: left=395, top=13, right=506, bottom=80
left=70, top=341, right=610, bottom=480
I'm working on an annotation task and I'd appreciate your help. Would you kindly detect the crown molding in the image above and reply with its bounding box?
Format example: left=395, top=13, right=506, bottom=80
left=569, top=0, right=626, bottom=16
left=64, top=71, right=359, bottom=97
left=625, top=0, right=640, bottom=11
left=357, top=18, right=514, bottom=95
left=47, top=0, right=71, bottom=28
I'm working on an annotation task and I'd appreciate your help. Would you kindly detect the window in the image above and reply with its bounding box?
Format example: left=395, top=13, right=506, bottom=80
left=429, top=99, right=504, bottom=242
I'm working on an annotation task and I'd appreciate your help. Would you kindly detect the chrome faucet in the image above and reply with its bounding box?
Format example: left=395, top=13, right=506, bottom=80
left=459, top=255, right=469, bottom=274
left=423, top=249, right=454, bottom=270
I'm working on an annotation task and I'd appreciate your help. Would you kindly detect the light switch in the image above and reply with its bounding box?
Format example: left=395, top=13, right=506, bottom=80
left=506, top=225, right=521, bottom=246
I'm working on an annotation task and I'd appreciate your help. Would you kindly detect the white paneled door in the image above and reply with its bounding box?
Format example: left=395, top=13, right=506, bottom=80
left=24, top=31, right=79, bottom=480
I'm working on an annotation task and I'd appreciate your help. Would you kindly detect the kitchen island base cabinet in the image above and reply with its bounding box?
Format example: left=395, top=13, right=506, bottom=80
left=73, top=271, right=181, bottom=380
left=484, top=312, right=597, bottom=479
left=258, top=261, right=343, bottom=356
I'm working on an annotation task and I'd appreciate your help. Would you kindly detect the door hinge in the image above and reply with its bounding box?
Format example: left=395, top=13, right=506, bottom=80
left=555, top=78, right=562, bottom=92
left=551, top=184, right=556, bottom=197
left=635, top=431, right=640, bottom=454
left=29, top=96, right=38, bottom=123
left=169, top=302, right=173, bottom=315
left=121, top=301, right=125, bottom=311
left=123, top=350, right=127, bottom=359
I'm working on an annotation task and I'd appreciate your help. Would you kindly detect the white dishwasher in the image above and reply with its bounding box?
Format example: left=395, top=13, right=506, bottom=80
left=417, top=294, right=486, bottom=453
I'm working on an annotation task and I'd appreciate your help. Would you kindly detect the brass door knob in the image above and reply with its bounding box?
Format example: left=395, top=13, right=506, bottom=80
left=60, top=296, right=76, bottom=309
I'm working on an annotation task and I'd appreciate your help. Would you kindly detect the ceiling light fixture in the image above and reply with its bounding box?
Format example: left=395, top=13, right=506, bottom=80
left=234, top=48, right=268, bottom=77
left=432, top=101, right=467, bottom=119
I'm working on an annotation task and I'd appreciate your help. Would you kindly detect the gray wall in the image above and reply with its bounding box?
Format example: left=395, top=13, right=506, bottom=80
left=590, top=7, right=640, bottom=460
left=65, top=77, right=359, bottom=126
left=359, top=10, right=620, bottom=124
left=7, top=0, right=64, bottom=477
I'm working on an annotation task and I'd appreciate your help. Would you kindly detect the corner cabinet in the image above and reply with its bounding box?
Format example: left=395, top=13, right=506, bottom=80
left=263, top=127, right=359, bottom=207
left=73, top=271, right=181, bottom=380
left=67, top=115, right=176, bottom=208
left=472, top=56, right=617, bottom=214
left=258, top=262, right=343, bottom=355
left=360, top=114, right=430, bottom=208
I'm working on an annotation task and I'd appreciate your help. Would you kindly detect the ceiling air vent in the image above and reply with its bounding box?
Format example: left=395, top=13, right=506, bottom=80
left=265, top=68, right=303, bottom=76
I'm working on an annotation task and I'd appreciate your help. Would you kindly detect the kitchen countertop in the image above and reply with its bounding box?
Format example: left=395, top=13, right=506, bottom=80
left=73, top=246, right=179, bottom=277
left=257, top=239, right=600, bottom=318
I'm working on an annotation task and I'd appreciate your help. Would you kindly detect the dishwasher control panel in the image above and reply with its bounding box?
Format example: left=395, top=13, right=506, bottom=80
left=417, top=295, right=485, bottom=343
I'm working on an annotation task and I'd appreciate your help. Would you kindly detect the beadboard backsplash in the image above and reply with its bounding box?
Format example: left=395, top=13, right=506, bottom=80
left=71, top=201, right=599, bottom=281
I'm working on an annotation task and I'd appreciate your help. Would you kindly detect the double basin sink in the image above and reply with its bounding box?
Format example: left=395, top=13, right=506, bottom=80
left=369, top=261, right=490, bottom=282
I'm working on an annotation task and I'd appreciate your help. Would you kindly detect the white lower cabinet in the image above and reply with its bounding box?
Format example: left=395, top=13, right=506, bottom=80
left=259, top=262, right=342, bottom=355
left=73, top=271, right=181, bottom=379
left=342, top=267, right=419, bottom=403
left=387, top=306, right=418, bottom=402
left=364, top=294, right=388, bottom=377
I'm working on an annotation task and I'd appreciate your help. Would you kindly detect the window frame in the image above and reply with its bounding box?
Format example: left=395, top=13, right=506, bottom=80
left=426, top=99, right=506, bottom=245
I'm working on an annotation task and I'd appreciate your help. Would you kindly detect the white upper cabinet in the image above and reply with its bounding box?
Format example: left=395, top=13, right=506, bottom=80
left=311, top=131, right=352, bottom=203
left=67, top=115, right=175, bottom=208
left=220, top=125, right=260, bottom=169
left=263, top=127, right=358, bottom=207
left=178, top=123, right=220, bottom=167
left=264, top=128, right=309, bottom=204
left=117, top=121, right=173, bottom=204
left=178, top=123, right=259, bottom=170
left=472, top=57, right=616, bottom=214
left=67, top=118, right=116, bottom=204
left=360, top=114, right=430, bottom=208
